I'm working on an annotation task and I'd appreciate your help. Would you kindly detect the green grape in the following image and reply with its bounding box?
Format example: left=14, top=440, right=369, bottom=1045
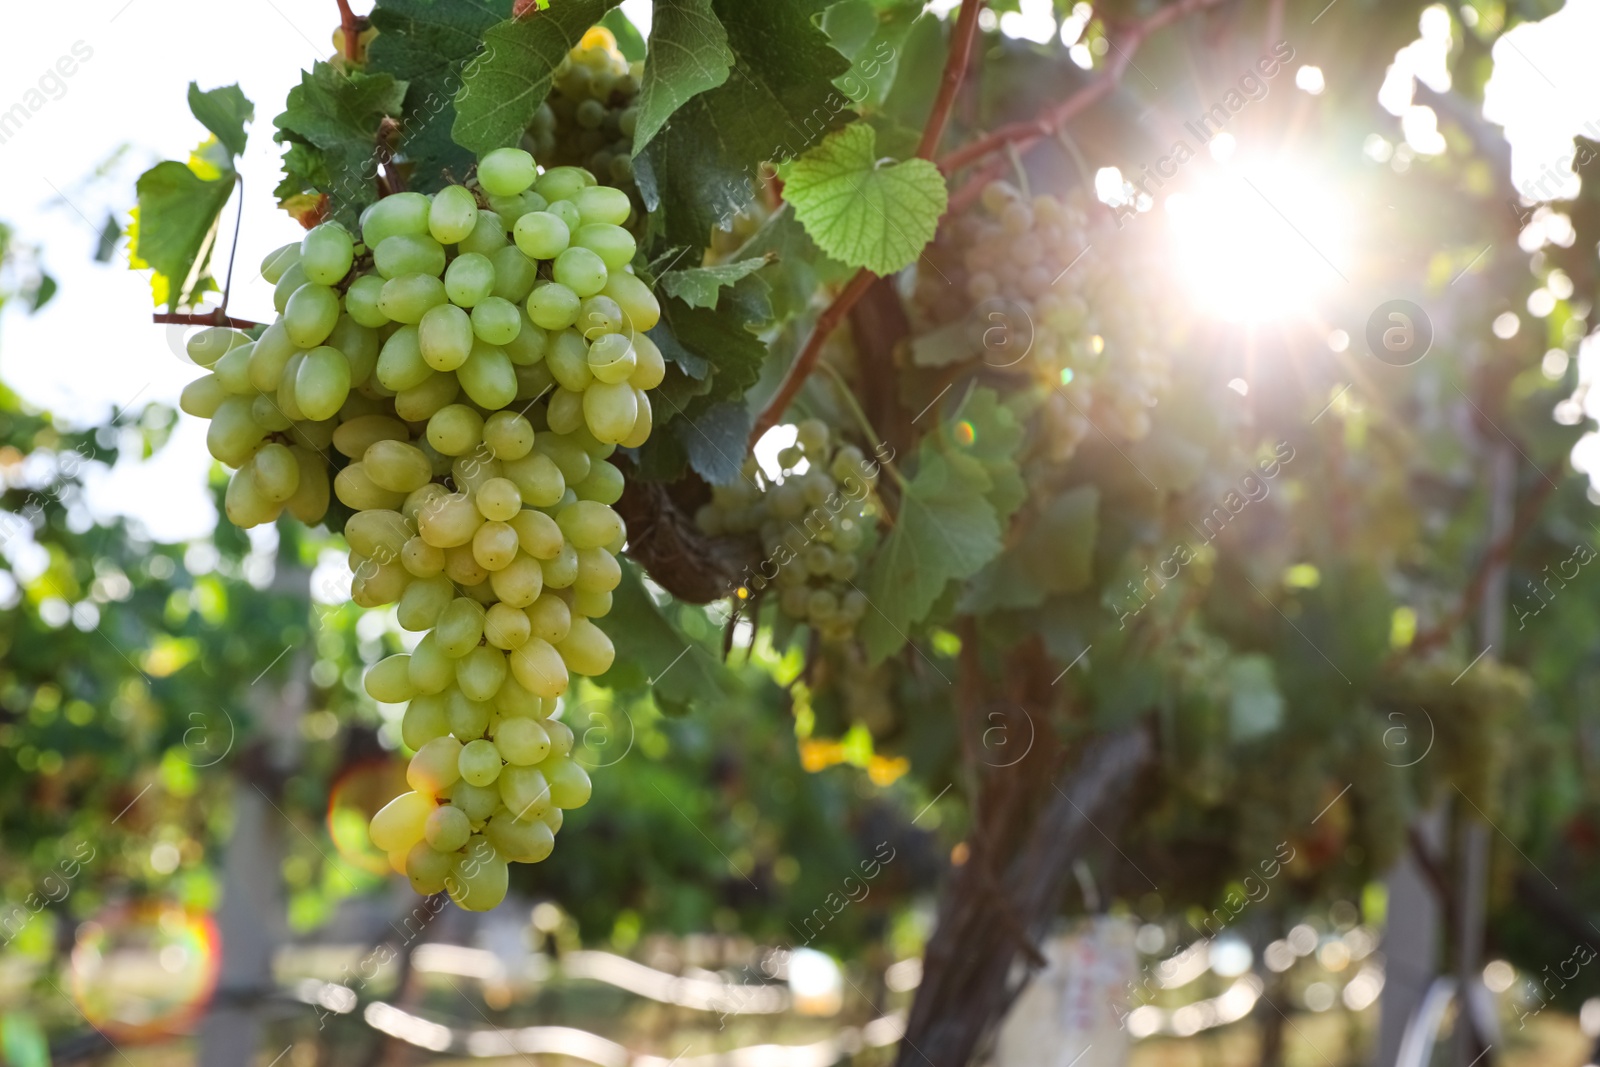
left=556, top=501, right=622, bottom=549
left=449, top=780, right=499, bottom=822
left=329, top=316, right=379, bottom=386
left=543, top=329, right=592, bottom=392
left=485, top=600, right=532, bottom=648
left=543, top=755, right=593, bottom=808
left=535, top=166, right=588, bottom=202
left=489, top=246, right=540, bottom=304
left=179, top=374, right=227, bottom=418
left=260, top=241, right=301, bottom=284
left=458, top=209, right=508, bottom=256
left=534, top=434, right=591, bottom=484
left=211, top=341, right=255, bottom=395
left=369, top=790, right=433, bottom=852
left=284, top=283, right=341, bottom=347
left=397, top=574, right=455, bottom=631
left=503, top=452, right=565, bottom=509
left=225, top=465, right=278, bottom=528
left=426, top=404, right=485, bottom=456
left=573, top=185, right=631, bottom=226
left=429, top=184, right=480, bottom=244
left=446, top=688, right=491, bottom=742
left=483, top=411, right=535, bottom=460
left=301, top=222, right=355, bottom=284
left=375, top=233, right=447, bottom=279
left=457, top=341, right=518, bottom=409
left=402, top=694, right=451, bottom=749
left=479, top=147, right=538, bottom=197
left=457, top=646, right=508, bottom=702
left=514, top=211, right=571, bottom=260
left=494, top=675, right=545, bottom=719
left=295, top=346, right=352, bottom=421
left=425, top=805, right=472, bottom=851
left=365, top=653, right=417, bottom=704
left=497, top=765, right=551, bottom=820
left=545, top=198, right=582, bottom=233
left=273, top=261, right=307, bottom=313
left=510, top=637, right=568, bottom=699
left=510, top=509, right=565, bottom=559
left=574, top=223, right=635, bottom=270
left=488, top=190, right=546, bottom=227
left=445, top=840, right=509, bottom=909
left=406, top=737, right=462, bottom=803
left=601, top=271, right=661, bottom=332
left=495, top=717, right=550, bottom=765
left=406, top=842, right=454, bottom=895
left=379, top=273, right=448, bottom=324
left=458, top=738, right=504, bottom=787
left=504, top=310, right=549, bottom=366
left=187, top=326, right=251, bottom=368
left=554, top=246, right=608, bottom=297
left=528, top=282, right=581, bottom=330
left=576, top=295, right=624, bottom=340
left=472, top=520, right=520, bottom=572
left=545, top=718, right=575, bottom=758
left=418, top=303, right=474, bottom=371
left=556, top=616, right=614, bottom=675
left=402, top=536, right=446, bottom=578
left=583, top=380, right=637, bottom=444
left=573, top=546, right=620, bottom=594
left=436, top=596, right=488, bottom=656
left=345, top=273, right=390, bottom=327
left=444, top=252, right=496, bottom=308
left=475, top=477, right=523, bottom=521
left=207, top=396, right=266, bottom=466
left=573, top=460, right=624, bottom=504
left=361, top=191, right=431, bottom=247
left=585, top=333, right=635, bottom=384
left=484, top=813, right=554, bottom=862
left=540, top=542, right=580, bottom=590
left=394, top=372, right=460, bottom=422
left=252, top=443, right=300, bottom=502
left=364, top=439, right=432, bottom=493
left=467, top=298, right=520, bottom=347
left=546, top=387, right=584, bottom=435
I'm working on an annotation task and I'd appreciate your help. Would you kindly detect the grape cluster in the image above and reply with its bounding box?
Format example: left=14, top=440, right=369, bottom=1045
left=527, top=28, right=641, bottom=203
left=912, top=181, right=1170, bottom=462
left=696, top=420, right=878, bottom=642
left=178, top=148, right=663, bottom=911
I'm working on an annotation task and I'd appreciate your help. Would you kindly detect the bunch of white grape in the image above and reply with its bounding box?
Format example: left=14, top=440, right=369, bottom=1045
left=527, top=28, right=641, bottom=202
left=910, top=181, right=1168, bottom=461
left=696, top=420, right=878, bottom=643
left=178, top=146, right=663, bottom=911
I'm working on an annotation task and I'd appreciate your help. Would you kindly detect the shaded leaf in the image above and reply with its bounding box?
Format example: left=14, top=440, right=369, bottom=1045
left=274, top=62, right=407, bottom=227
left=633, top=0, right=733, bottom=154
left=133, top=162, right=236, bottom=311
left=186, top=83, right=253, bottom=159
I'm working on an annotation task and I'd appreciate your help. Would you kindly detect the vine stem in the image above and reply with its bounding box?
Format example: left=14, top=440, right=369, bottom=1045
left=334, top=0, right=360, bottom=61
left=153, top=312, right=264, bottom=329
left=938, top=0, right=1225, bottom=175
left=749, top=0, right=985, bottom=447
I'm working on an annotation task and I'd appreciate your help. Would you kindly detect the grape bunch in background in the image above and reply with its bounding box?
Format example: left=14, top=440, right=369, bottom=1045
left=527, top=28, right=641, bottom=208
left=697, top=420, right=879, bottom=643
left=912, top=181, right=1169, bottom=462
left=178, top=147, right=663, bottom=911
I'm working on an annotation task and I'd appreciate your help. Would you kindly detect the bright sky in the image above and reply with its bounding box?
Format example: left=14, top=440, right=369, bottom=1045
left=0, top=0, right=1588, bottom=543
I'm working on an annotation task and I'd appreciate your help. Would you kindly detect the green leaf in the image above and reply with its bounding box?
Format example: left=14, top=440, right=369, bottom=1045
left=133, top=162, right=236, bottom=312
left=962, top=485, right=1098, bottom=613
left=780, top=122, right=946, bottom=276
left=675, top=401, right=752, bottom=485
left=186, top=83, right=253, bottom=159
left=859, top=448, right=1005, bottom=663
left=451, top=0, right=624, bottom=156
left=942, top=387, right=1026, bottom=522
left=730, top=203, right=850, bottom=324
left=658, top=257, right=772, bottom=310
left=822, top=0, right=921, bottom=109
left=599, top=7, right=648, bottom=60
left=633, top=0, right=734, bottom=155
left=645, top=0, right=855, bottom=248
left=274, top=62, right=408, bottom=227
left=595, top=563, right=729, bottom=716
left=368, top=0, right=514, bottom=192
left=28, top=273, right=56, bottom=313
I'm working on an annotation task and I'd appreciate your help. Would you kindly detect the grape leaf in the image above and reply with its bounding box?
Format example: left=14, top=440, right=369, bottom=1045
left=780, top=122, right=946, bottom=276
left=451, top=0, right=624, bottom=155
left=368, top=0, right=513, bottom=193
left=633, top=0, right=734, bottom=155
left=186, top=83, right=253, bottom=159
left=821, top=0, right=921, bottom=109
left=599, top=7, right=647, bottom=60
left=961, top=485, right=1099, bottom=613
left=657, top=257, right=771, bottom=310
left=731, top=203, right=850, bottom=324
left=595, top=563, right=729, bottom=716
left=132, top=162, right=236, bottom=312
left=858, top=448, right=1005, bottom=663
left=941, top=387, right=1027, bottom=522
left=274, top=62, right=408, bottom=227
left=675, top=402, right=752, bottom=485
left=644, top=0, right=854, bottom=248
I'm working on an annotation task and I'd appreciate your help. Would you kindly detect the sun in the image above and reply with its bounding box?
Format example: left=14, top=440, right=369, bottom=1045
left=1163, top=158, right=1354, bottom=322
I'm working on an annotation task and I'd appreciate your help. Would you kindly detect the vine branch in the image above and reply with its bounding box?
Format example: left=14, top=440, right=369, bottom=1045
left=750, top=0, right=985, bottom=446
left=153, top=312, right=264, bottom=329
left=938, top=0, right=1225, bottom=175
left=335, top=0, right=360, bottom=61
